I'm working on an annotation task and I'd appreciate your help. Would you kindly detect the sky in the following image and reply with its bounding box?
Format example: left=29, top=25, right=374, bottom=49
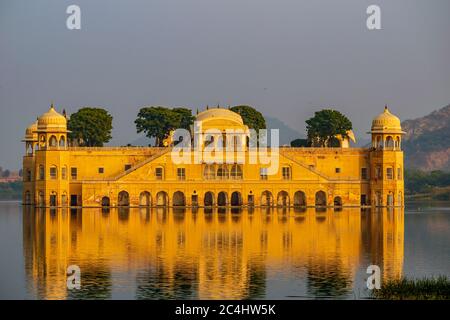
left=1, top=0, right=450, bottom=169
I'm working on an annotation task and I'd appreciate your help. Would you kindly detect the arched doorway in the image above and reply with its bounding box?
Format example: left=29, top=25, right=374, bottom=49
left=38, top=192, right=45, bottom=207
left=49, top=193, right=57, bottom=207
left=387, top=193, right=394, bottom=206
left=315, top=191, right=327, bottom=207
left=156, top=191, right=168, bottom=206
left=173, top=191, right=186, bottom=206
left=294, top=191, right=307, bottom=207
left=139, top=191, right=151, bottom=207
left=204, top=192, right=214, bottom=206
left=59, top=136, right=66, bottom=148
left=261, top=191, right=273, bottom=206
left=277, top=191, right=290, bottom=207
left=334, top=196, right=342, bottom=207
left=101, top=196, right=110, bottom=207
left=230, top=191, right=242, bottom=206
left=118, top=191, right=130, bottom=207
left=61, top=193, right=67, bottom=207
left=217, top=192, right=227, bottom=206
left=386, top=136, right=394, bottom=149
left=49, top=135, right=58, bottom=148
left=24, top=191, right=31, bottom=205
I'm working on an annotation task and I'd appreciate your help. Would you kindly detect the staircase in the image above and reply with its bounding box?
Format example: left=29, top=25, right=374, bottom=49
left=280, top=149, right=360, bottom=181
left=112, top=147, right=172, bottom=181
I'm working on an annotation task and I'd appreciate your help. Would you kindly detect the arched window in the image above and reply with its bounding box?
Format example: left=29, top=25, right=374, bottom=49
left=385, top=136, right=394, bottom=149
left=49, top=135, right=58, bottom=148
left=387, top=192, right=394, bottom=206
left=230, top=164, right=242, bottom=180
left=396, top=136, right=401, bottom=150
left=217, top=165, right=229, bottom=179
left=59, top=136, right=66, bottom=148
left=376, top=136, right=382, bottom=149
left=49, top=166, right=57, bottom=180
left=204, top=165, right=215, bottom=180
left=38, top=191, right=45, bottom=207
left=61, top=193, right=67, bottom=206
left=26, top=143, right=33, bottom=156
left=386, top=167, right=394, bottom=179
left=38, top=165, right=45, bottom=180
left=155, top=167, right=164, bottom=180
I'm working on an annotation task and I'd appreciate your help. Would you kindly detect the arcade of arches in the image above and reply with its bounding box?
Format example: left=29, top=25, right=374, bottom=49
left=100, top=189, right=377, bottom=208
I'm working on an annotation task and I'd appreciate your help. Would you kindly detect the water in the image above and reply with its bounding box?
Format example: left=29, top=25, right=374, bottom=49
left=0, top=201, right=449, bottom=300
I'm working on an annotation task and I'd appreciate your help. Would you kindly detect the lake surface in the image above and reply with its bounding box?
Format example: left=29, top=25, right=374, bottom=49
left=0, top=202, right=449, bottom=299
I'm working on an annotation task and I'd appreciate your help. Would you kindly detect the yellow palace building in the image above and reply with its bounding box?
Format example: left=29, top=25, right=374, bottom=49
left=22, top=105, right=405, bottom=208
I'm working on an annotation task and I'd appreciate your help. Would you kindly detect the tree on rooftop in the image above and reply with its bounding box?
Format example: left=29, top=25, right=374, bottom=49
left=68, top=107, right=113, bottom=147
left=135, top=106, right=194, bottom=147
left=230, top=105, right=266, bottom=132
left=306, top=109, right=352, bottom=147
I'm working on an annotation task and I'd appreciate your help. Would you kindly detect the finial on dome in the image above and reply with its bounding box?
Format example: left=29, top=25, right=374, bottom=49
left=50, top=101, right=55, bottom=110
left=384, top=105, right=389, bottom=112
left=217, top=103, right=220, bottom=108
left=196, top=108, right=199, bottom=115
left=206, top=105, right=209, bottom=110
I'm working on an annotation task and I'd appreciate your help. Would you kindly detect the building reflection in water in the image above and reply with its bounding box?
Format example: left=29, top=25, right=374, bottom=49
left=22, top=206, right=404, bottom=299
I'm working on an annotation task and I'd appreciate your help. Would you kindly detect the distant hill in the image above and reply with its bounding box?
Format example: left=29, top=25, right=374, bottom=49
left=402, top=104, right=450, bottom=171
left=129, top=116, right=304, bottom=147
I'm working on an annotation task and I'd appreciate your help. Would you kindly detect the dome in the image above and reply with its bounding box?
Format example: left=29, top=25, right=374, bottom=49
left=196, top=108, right=244, bottom=125
left=370, top=106, right=404, bottom=133
left=37, top=104, right=67, bottom=131
left=24, top=121, right=38, bottom=141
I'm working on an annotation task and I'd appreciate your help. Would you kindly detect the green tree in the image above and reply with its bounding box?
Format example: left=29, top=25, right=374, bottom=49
left=230, top=105, right=266, bottom=132
left=68, top=107, right=113, bottom=147
left=305, top=109, right=352, bottom=147
left=290, top=138, right=310, bottom=147
left=135, top=106, right=194, bottom=147
left=173, top=107, right=195, bottom=130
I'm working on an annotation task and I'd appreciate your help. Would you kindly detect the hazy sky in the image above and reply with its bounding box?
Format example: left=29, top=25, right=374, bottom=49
left=1, top=0, right=450, bottom=169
